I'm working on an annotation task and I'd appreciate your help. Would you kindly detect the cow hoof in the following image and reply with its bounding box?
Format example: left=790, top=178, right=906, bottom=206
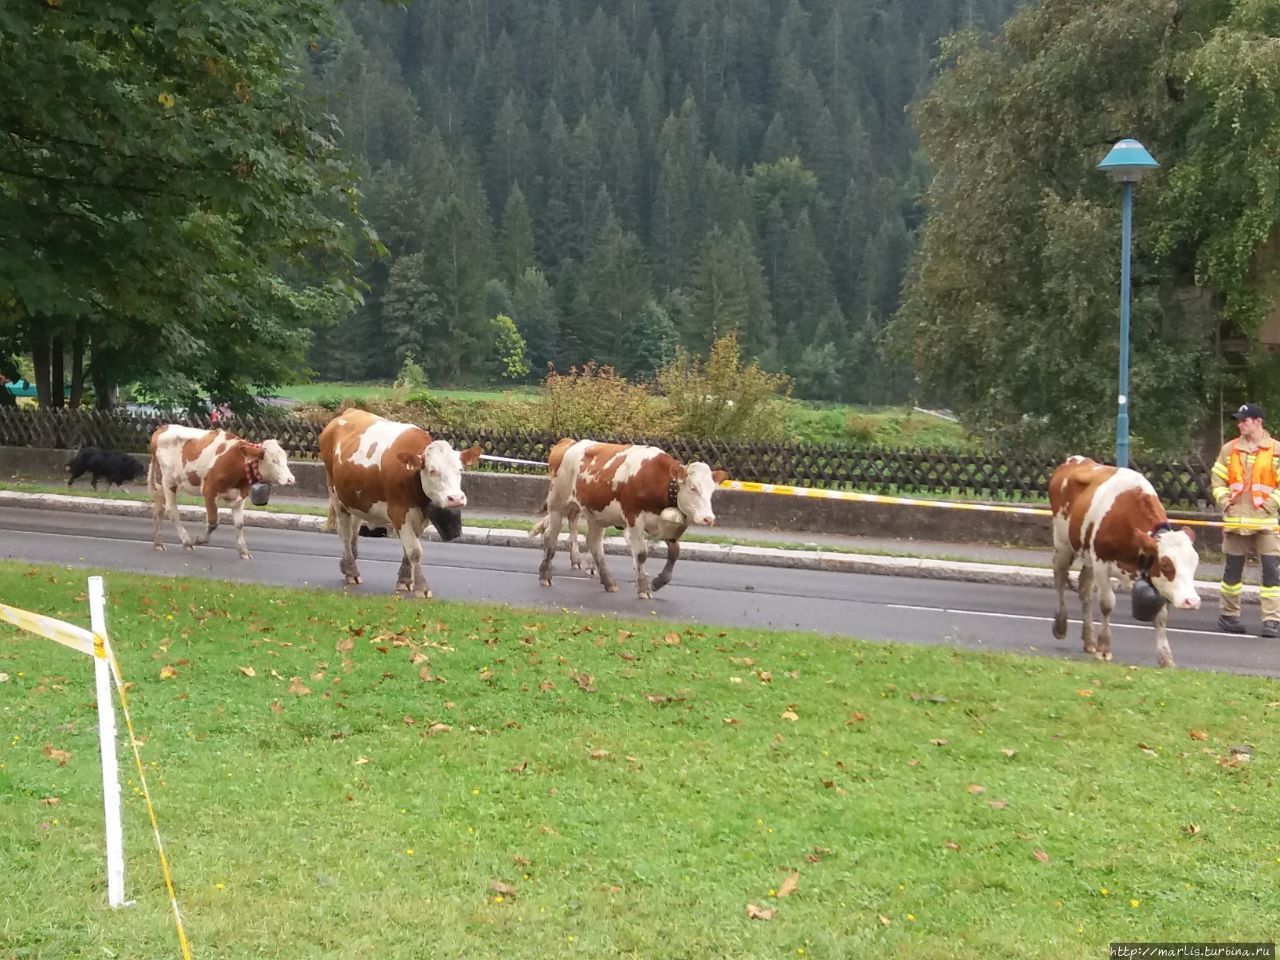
left=638, top=591, right=652, bottom=600
left=182, top=543, right=196, bottom=552
left=395, top=581, right=411, bottom=593
left=539, top=577, right=553, bottom=587
left=153, top=543, right=165, bottom=552
left=1084, top=643, right=1097, bottom=656
left=604, top=584, right=619, bottom=594
left=344, top=575, right=362, bottom=585
left=239, top=552, right=252, bottom=561
left=1051, top=616, right=1067, bottom=640
left=1102, top=651, right=1112, bottom=661
left=1158, top=657, right=1175, bottom=668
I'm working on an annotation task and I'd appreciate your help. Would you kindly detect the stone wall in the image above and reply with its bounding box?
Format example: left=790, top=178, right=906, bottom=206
left=0, top=445, right=1220, bottom=550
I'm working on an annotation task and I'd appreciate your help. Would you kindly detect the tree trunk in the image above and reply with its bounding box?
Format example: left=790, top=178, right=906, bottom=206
left=31, top=331, right=51, bottom=409
left=69, top=325, right=85, bottom=408
left=50, top=334, right=65, bottom=409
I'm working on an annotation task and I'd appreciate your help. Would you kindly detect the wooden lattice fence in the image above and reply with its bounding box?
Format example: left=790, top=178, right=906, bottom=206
left=0, top=409, right=1214, bottom=507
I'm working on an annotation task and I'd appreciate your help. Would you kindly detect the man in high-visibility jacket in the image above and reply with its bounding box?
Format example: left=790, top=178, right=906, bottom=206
left=1211, top=402, right=1280, bottom=637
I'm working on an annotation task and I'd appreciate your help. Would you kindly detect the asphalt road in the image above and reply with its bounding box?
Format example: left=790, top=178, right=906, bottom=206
left=0, top=505, right=1276, bottom=677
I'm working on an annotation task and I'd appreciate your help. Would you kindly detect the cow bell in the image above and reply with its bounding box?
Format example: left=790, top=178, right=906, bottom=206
left=249, top=481, right=272, bottom=506
left=1131, top=577, right=1166, bottom=623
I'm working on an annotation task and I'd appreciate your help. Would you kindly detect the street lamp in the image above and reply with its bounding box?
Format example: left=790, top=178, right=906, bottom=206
left=1097, top=138, right=1159, bottom=469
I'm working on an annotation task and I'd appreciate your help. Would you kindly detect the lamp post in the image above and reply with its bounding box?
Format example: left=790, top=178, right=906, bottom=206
left=1097, top=138, right=1159, bottom=469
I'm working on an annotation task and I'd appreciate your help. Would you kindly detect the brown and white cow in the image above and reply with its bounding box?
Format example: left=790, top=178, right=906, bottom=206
left=532, top=438, right=728, bottom=599
left=319, top=410, right=480, bottom=598
left=1049, top=456, right=1201, bottom=667
left=148, top=425, right=296, bottom=559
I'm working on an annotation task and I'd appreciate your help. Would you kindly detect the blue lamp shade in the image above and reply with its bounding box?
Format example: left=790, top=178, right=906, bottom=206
left=1097, top=138, right=1159, bottom=183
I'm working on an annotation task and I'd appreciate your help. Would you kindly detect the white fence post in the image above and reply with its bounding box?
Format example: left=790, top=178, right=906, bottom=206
left=88, top=576, right=127, bottom=909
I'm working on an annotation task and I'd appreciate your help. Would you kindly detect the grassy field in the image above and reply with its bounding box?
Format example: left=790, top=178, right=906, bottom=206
left=273, top=381, right=974, bottom=448
left=1, top=563, right=1277, bottom=958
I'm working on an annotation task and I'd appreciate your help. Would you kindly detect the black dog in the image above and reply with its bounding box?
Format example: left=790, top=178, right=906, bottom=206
left=66, top=447, right=147, bottom=491
left=358, top=503, right=463, bottom=542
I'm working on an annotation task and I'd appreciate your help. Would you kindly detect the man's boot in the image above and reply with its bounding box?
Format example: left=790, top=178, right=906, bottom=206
left=1261, top=621, right=1280, bottom=639
left=1218, top=615, right=1248, bottom=634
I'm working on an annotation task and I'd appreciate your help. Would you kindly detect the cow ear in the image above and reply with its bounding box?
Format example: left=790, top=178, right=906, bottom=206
left=1180, top=525, right=1196, bottom=544
left=460, top=445, right=482, bottom=468
left=240, top=442, right=264, bottom=461
left=397, top=451, right=425, bottom=471
left=672, top=463, right=688, bottom=481
left=711, top=469, right=729, bottom=485
left=1135, top=528, right=1159, bottom=555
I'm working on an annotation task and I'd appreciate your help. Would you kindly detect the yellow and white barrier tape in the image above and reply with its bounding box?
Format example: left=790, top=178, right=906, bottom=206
left=106, top=649, right=193, bottom=960
left=1, top=599, right=192, bottom=959
left=718, top=479, right=1278, bottom=530
left=0, top=602, right=96, bottom=657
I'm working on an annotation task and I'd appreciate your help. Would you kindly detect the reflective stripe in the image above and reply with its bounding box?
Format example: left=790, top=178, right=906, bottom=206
left=1221, top=582, right=1245, bottom=595
left=1224, top=515, right=1278, bottom=527
left=1212, top=462, right=1230, bottom=480
left=1260, top=587, right=1280, bottom=598
left=1226, top=440, right=1279, bottom=509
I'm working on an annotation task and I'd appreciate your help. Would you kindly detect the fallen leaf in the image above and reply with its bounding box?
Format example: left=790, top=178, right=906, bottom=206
left=847, top=712, right=866, bottom=724
left=1188, top=729, right=1208, bottom=741
left=1076, top=688, right=1093, bottom=697
left=663, top=632, right=681, bottom=645
left=878, top=914, right=892, bottom=927
left=776, top=872, right=799, bottom=898
left=944, top=840, right=961, bottom=851
left=512, top=855, right=531, bottom=866
left=402, top=715, right=415, bottom=726
left=1183, top=823, right=1201, bottom=836
left=746, top=903, right=776, bottom=920
left=966, top=784, right=985, bottom=795
left=336, top=636, right=355, bottom=653
left=588, top=749, right=609, bottom=760
left=1000, top=748, right=1016, bottom=758
left=573, top=672, right=596, bottom=692
left=159, top=665, right=178, bottom=680
left=354, top=756, right=369, bottom=766
left=288, top=677, right=311, bottom=696
left=780, top=708, right=799, bottom=722
left=489, top=881, right=517, bottom=897
left=508, top=761, right=528, bottom=773
left=988, top=799, right=1009, bottom=810
left=39, top=796, right=61, bottom=805
left=270, top=700, right=284, bottom=714
left=0, top=672, right=10, bottom=683
left=929, top=738, right=949, bottom=747
left=238, top=666, right=256, bottom=678
left=1033, top=849, right=1050, bottom=863
left=427, top=723, right=451, bottom=736
left=539, top=680, right=556, bottom=692
left=756, top=671, right=772, bottom=683
left=42, top=744, right=71, bottom=766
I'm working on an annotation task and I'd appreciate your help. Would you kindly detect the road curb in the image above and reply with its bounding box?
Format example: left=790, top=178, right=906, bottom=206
left=0, top=489, right=1250, bottom=602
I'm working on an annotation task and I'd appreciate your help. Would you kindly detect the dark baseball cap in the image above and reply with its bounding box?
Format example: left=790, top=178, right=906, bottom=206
left=1232, top=402, right=1266, bottom=421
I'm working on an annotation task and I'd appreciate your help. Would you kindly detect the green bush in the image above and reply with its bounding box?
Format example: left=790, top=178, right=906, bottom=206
left=655, top=333, right=791, bottom=440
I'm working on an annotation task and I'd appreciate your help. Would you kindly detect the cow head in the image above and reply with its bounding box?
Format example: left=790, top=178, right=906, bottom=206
left=397, top=441, right=481, bottom=510
left=674, top=463, right=730, bottom=527
left=241, top=439, right=295, bottom=486
left=1139, top=526, right=1201, bottom=611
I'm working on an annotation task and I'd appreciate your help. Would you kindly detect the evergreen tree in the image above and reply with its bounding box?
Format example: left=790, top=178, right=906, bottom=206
left=497, top=183, right=537, bottom=285
left=620, top=300, right=679, bottom=380
left=512, top=267, right=562, bottom=379
left=579, top=216, right=653, bottom=366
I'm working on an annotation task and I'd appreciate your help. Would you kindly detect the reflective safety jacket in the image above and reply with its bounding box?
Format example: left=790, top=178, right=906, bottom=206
left=1212, top=436, right=1280, bottom=530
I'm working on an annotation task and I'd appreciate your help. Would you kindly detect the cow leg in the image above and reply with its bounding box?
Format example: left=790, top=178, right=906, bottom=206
left=150, top=485, right=169, bottom=550
left=1051, top=539, right=1074, bottom=640
left=586, top=520, right=617, bottom=593
left=652, top=539, right=680, bottom=592
left=627, top=523, right=652, bottom=599
left=195, top=490, right=219, bottom=545
left=336, top=510, right=362, bottom=584
left=566, top=504, right=583, bottom=571
left=165, top=485, right=197, bottom=551
left=1077, top=561, right=1097, bottom=656
left=1152, top=605, right=1175, bottom=668
left=396, top=525, right=431, bottom=599
left=1094, top=563, right=1116, bottom=661
left=538, top=508, right=566, bottom=587
left=230, top=499, right=251, bottom=560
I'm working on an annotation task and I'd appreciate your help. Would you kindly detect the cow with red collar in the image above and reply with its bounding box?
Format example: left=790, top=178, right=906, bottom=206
left=319, top=410, right=480, bottom=598
left=532, top=438, right=728, bottom=599
left=148, top=424, right=296, bottom=559
left=1049, top=456, right=1201, bottom=667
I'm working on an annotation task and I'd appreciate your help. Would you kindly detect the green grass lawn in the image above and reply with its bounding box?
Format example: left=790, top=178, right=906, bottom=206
left=1, top=563, right=1276, bottom=958
left=274, top=382, right=540, bottom=405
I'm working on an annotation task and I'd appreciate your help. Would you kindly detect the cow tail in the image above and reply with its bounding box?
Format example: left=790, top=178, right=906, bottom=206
left=322, top=482, right=338, bottom=532
left=529, top=515, right=548, bottom=539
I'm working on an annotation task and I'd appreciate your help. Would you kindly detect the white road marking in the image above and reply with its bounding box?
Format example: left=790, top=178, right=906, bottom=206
left=887, top=603, right=1219, bottom=636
